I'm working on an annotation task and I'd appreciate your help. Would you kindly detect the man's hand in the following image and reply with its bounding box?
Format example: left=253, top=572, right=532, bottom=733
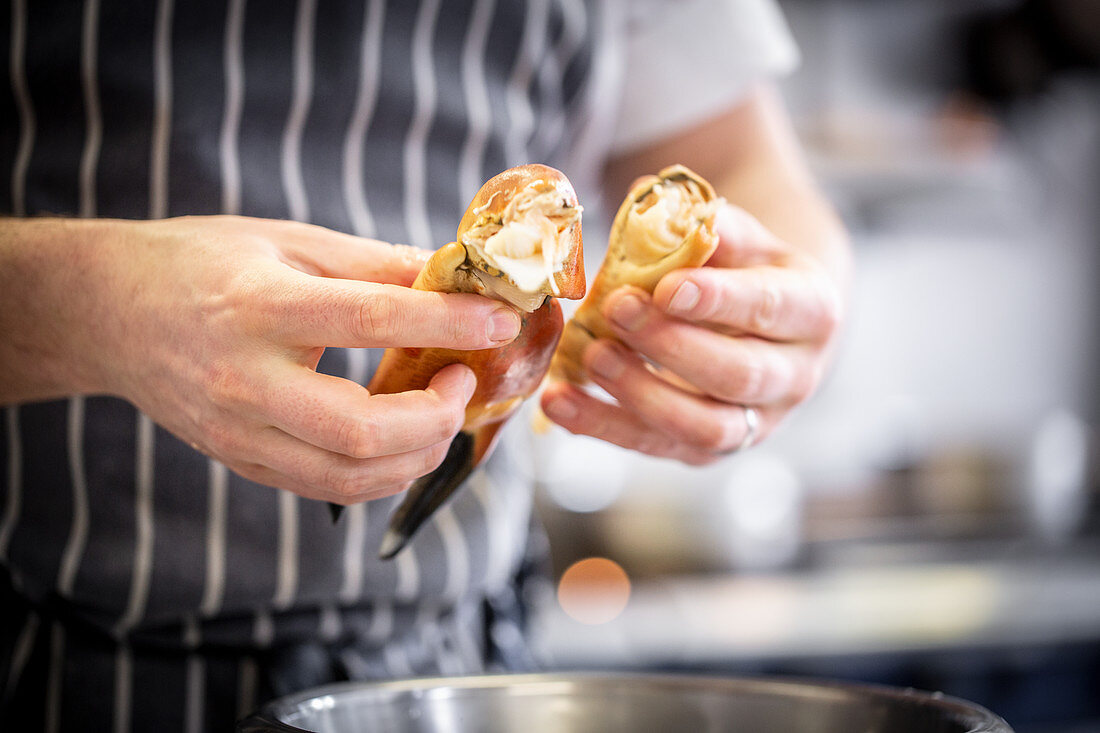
left=541, top=204, right=842, bottom=464
left=0, top=216, right=522, bottom=503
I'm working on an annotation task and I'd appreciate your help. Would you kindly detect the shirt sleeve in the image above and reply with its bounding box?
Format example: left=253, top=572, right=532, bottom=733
left=609, top=0, right=800, bottom=154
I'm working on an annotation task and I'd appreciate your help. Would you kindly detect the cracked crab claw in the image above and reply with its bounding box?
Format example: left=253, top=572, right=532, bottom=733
left=550, top=164, right=720, bottom=386
left=356, top=164, right=584, bottom=559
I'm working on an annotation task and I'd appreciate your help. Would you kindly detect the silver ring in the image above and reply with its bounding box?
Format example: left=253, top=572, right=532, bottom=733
left=735, top=405, right=760, bottom=453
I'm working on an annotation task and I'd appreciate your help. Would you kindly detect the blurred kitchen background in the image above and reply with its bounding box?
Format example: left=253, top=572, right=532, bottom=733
left=524, top=1, right=1100, bottom=731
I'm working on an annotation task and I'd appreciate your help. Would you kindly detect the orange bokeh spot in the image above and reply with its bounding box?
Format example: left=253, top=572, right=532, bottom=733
left=557, top=557, right=631, bottom=625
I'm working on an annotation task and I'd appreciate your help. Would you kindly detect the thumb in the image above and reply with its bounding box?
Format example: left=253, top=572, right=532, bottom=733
left=707, top=203, right=787, bottom=269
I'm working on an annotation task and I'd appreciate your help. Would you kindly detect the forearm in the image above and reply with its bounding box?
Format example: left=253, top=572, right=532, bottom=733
left=0, top=217, right=118, bottom=404
left=708, top=91, right=851, bottom=291
left=715, top=154, right=851, bottom=291
left=604, top=84, right=851, bottom=290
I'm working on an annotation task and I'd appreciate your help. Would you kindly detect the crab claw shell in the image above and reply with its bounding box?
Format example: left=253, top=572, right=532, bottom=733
left=352, top=164, right=583, bottom=557
left=458, top=163, right=585, bottom=301
left=550, top=164, right=720, bottom=385
left=368, top=295, right=565, bottom=558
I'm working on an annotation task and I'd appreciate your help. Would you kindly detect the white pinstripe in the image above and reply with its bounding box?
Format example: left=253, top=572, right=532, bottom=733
left=281, top=0, right=317, bottom=222
left=381, top=640, right=414, bottom=677
left=118, top=0, right=171, bottom=604
left=56, top=0, right=99, bottom=632
left=236, top=657, right=258, bottom=721
left=0, top=407, right=21, bottom=562
left=219, top=0, right=246, bottom=216
left=239, top=609, right=271, bottom=716
left=1, top=612, right=38, bottom=705
left=185, top=656, right=204, bottom=733
left=340, top=346, right=369, bottom=610
left=273, top=490, right=299, bottom=611
left=531, top=0, right=586, bottom=158
left=78, top=0, right=102, bottom=219
left=342, top=0, right=385, bottom=238
left=366, top=600, right=394, bottom=643
left=504, top=0, right=550, bottom=165
left=253, top=609, right=275, bottom=647
left=271, top=0, right=315, bottom=618
left=339, top=502, right=367, bottom=604
left=201, top=0, right=244, bottom=638
left=116, top=414, right=155, bottom=636
left=9, top=0, right=33, bottom=218
left=198, top=461, right=228, bottom=618
left=471, top=470, right=510, bottom=592
left=559, top=0, right=619, bottom=194
left=393, top=540, right=421, bottom=603
left=345, top=347, right=369, bottom=386
left=3, top=4, right=31, bottom=571
left=2, top=0, right=32, bottom=576
left=449, top=611, right=483, bottom=672
left=57, top=397, right=88, bottom=596
left=148, top=0, right=173, bottom=221
left=183, top=618, right=204, bottom=733
left=424, top=621, right=463, bottom=675
left=435, top=505, right=470, bottom=603
left=113, top=645, right=132, bottom=733
left=403, top=0, right=442, bottom=249
left=458, top=0, right=496, bottom=204
left=318, top=604, right=342, bottom=642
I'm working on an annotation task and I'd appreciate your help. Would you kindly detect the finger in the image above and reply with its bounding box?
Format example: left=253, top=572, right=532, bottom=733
left=257, top=362, right=475, bottom=459
left=225, top=427, right=452, bottom=504
left=653, top=265, right=842, bottom=342
left=581, top=339, right=763, bottom=454
left=260, top=218, right=430, bottom=286
left=603, top=289, right=815, bottom=405
left=540, top=383, right=717, bottom=464
left=706, top=204, right=789, bottom=268
left=259, top=270, right=522, bottom=349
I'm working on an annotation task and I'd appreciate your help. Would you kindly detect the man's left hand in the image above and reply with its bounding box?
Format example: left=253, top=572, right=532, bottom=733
left=541, top=203, right=843, bottom=464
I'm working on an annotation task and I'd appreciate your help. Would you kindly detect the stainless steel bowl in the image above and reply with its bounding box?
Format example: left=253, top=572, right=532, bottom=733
left=237, top=673, right=1013, bottom=732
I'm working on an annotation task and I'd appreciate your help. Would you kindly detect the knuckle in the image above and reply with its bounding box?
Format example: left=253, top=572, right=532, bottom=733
left=421, top=441, right=451, bottom=474
left=749, top=275, right=782, bottom=332
left=322, top=463, right=359, bottom=498
left=203, top=361, right=248, bottom=410
left=716, top=357, right=766, bottom=403
left=443, top=407, right=466, bottom=437
left=356, top=292, right=398, bottom=342
left=693, top=418, right=730, bottom=453
left=816, top=282, right=843, bottom=339
left=203, top=422, right=232, bottom=454
left=336, top=416, right=377, bottom=458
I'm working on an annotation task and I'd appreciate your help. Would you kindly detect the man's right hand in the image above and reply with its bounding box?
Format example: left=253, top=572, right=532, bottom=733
left=0, top=215, right=521, bottom=504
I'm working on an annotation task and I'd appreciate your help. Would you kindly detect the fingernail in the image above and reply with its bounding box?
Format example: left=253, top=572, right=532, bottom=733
left=463, top=372, right=477, bottom=402
left=487, top=307, right=521, bottom=342
left=588, top=343, right=625, bottom=381
left=667, top=280, right=700, bottom=314
left=609, top=294, right=647, bottom=332
left=545, top=395, right=578, bottom=421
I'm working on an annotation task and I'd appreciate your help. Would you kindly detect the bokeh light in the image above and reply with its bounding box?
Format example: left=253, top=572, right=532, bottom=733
left=557, top=557, right=631, bottom=625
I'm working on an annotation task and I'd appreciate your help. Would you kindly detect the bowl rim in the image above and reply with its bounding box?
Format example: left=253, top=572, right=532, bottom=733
left=238, top=671, right=1012, bottom=733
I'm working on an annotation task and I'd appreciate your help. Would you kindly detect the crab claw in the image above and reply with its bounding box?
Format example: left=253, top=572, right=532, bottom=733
left=350, top=165, right=584, bottom=557
left=551, top=164, right=720, bottom=385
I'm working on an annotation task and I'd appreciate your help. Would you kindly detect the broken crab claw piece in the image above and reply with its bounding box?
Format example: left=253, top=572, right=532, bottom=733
left=550, top=164, right=721, bottom=386
left=363, top=164, right=584, bottom=559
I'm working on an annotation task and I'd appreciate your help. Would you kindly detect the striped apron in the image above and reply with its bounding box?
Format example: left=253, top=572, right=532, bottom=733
left=0, top=1, right=618, bottom=729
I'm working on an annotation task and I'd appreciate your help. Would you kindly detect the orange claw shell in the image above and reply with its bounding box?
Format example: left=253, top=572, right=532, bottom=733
left=367, top=164, right=585, bottom=559
left=550, top=164, right=720, bottom=385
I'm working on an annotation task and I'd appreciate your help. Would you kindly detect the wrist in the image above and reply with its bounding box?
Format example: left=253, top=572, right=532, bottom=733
left=0, top=217, right=131, bottom=402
